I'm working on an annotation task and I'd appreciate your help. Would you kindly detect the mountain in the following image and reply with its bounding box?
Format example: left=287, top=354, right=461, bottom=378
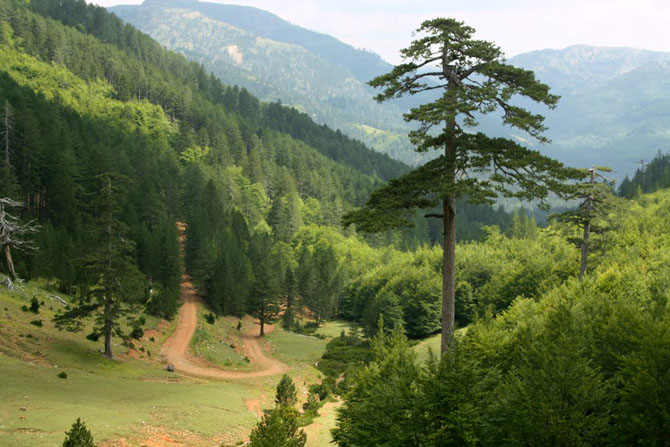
left=110, top=0, right=418, bottom=163
left=506, top=45, right=670, bottom=179
left=109, top=1, right=670, bottom=180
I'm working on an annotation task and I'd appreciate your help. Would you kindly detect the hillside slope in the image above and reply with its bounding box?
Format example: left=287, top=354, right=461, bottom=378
left=109, top=0, right=418, bottom=163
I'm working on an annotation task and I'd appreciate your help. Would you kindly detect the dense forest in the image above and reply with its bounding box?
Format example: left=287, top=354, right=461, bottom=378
left=619, top=151, right=670, bottom=198
left=330, top=188, right=670, bottom=447
left=0, top=0, right=517, bottom=340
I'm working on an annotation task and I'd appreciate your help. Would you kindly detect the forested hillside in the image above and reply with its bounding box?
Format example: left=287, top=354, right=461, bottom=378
left=109, top=0, right=417, bottom=163
left=0, top=0, right=516, bottom=341
left=332, top=187, right=670, bottom=447
left=0, top=0, right=400, bottom=323
left=619, top=151, right=670, bottom=197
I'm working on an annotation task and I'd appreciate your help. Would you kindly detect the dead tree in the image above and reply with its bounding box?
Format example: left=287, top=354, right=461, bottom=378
left=0, top=198, right=38, bottom=279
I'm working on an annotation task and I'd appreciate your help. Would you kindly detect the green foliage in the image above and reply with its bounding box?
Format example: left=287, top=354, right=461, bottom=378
left=317, top=330, right=370, bottom=395
left=275, top=374, right=298, bottom=408
left=29, top=296, right=39, bottom=313
left=62, top=418, right=95, bottom=447
left=58, top=371, right=68, bottom=379
left=332, top=326, right=422, bottom=447
left=249, top=407, right=307, bottom=447
left=334, top=190, right=670, bottom=447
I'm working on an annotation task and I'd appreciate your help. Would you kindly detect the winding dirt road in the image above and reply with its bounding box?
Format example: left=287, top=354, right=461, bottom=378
left=160, top=224, right=289, bottom=379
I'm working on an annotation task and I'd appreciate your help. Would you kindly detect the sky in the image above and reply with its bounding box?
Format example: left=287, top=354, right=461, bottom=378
left=94, top=0, right=670, bottom=64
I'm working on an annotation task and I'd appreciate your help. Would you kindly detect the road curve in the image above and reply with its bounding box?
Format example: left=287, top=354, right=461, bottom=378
left=161, top=224, right=289, bottom=379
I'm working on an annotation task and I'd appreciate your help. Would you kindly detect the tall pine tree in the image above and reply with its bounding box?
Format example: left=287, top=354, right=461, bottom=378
left=54, top=174, right=145, bottom=358
left=343, top=18, right=580, bottom=354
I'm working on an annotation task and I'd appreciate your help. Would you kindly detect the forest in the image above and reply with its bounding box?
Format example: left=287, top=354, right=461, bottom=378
left=0, top=0, right=668, bottom=446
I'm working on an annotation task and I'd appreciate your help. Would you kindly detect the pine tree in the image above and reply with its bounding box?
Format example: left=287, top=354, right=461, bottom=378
left=343, top=18, right=580, bottom=355
left=553, top=166, right=617, bottom=281
left=54, top=174, right=145, bottom=358
left=62, top=418, right=95, bottom=447
left=249, top=407, right=306, bottom=447
left=247, top=234, right=281, bottom=336
left=275, top=374, right=298, bottom=408
left=307, top=246, right=340, bottom=325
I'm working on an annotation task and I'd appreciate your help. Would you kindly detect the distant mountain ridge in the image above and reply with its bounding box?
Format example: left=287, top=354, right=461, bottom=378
left=509, top=44, right=670, bottom=94
left=139, top=0, right=391, bottom=83
left=507, top=45, right=670, bottom=178
left=111, top=1, right=670, bottom=180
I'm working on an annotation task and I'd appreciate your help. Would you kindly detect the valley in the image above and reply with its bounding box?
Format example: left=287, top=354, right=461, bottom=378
left=1, top=0, right=670, bottom=446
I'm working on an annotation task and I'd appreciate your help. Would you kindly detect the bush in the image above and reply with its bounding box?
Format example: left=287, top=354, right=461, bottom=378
left=62, top=418, right=94, bottom=447
left=86, top=332, right=100, bottom=342
left=29, top=296, right=40, bottom=314
left=205, top=312, right=216, bottom=324
left=129, top=327, right=144, bottom=340
left=30, top=319, right=43, bottom=327
left=58, top=371, right=68, bottom=379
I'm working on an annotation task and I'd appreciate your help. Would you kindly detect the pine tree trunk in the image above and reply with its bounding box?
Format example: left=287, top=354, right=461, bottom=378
left=3, top=244, right=17, bottom=279
left=441, top=69, right=458, bottom=356
left=441, top=197, right=456, bottom=356
left=260, top=318, right=265, bottom=337
left=103, top=299, right=113, bottom=358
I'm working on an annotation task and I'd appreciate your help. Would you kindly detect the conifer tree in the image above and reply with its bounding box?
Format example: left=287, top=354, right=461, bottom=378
left=343, top=18, right=580, bottom=355
left=275, top=374, right=298, bottom=408
left=249, top=407, right=307, bottom=447
left=54, top=174, right=145, bottom=357
left=553, top=166, right=617, bottom=281
left=62, top=418, right=95, bottom=447
left=247, top=234, right=281, bottom=336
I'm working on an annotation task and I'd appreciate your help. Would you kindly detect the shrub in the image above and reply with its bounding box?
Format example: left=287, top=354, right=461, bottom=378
left=205, top=313, right=216, bottom=324
left=30, top=319, right=43, bottom=327
left=58, top=371, right=68, bottom=379
left=62, top=418, right=94, bottom=447
left=29, top=296, right=40, bottom=314
left=86, top=332, right=100, bottom=342
left=129, top=327, right=144, bottom=340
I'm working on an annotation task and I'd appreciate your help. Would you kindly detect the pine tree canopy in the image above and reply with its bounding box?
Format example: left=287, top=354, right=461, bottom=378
left=344, top=18, right=581, bottom=233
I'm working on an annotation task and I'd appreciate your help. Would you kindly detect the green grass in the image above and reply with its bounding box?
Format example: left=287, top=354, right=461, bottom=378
left=315, top=320, right=355, bottom=338
left=0, top=280, right=336, bottom=446
left=304, top=401, right=341, bottom=447
left=0, top=355, right=259, bottom=447
left=190, top=308, right=254, bottom=371
left=413, top=328, right=469, bottom=365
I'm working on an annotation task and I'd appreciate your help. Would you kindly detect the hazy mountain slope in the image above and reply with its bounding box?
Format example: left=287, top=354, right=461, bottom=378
left=506, top=46, right=670, bottom=178
left=110, top=0, right=670, bottom=179
left=110, top=0, right=418, bottom=163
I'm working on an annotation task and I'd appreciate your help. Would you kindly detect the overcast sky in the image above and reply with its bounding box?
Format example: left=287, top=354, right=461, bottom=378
left=94, top=0, right=670, bottom=64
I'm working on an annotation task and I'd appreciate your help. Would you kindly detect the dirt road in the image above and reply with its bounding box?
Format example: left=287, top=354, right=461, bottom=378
left=161, top=224, right=289, bottom=379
